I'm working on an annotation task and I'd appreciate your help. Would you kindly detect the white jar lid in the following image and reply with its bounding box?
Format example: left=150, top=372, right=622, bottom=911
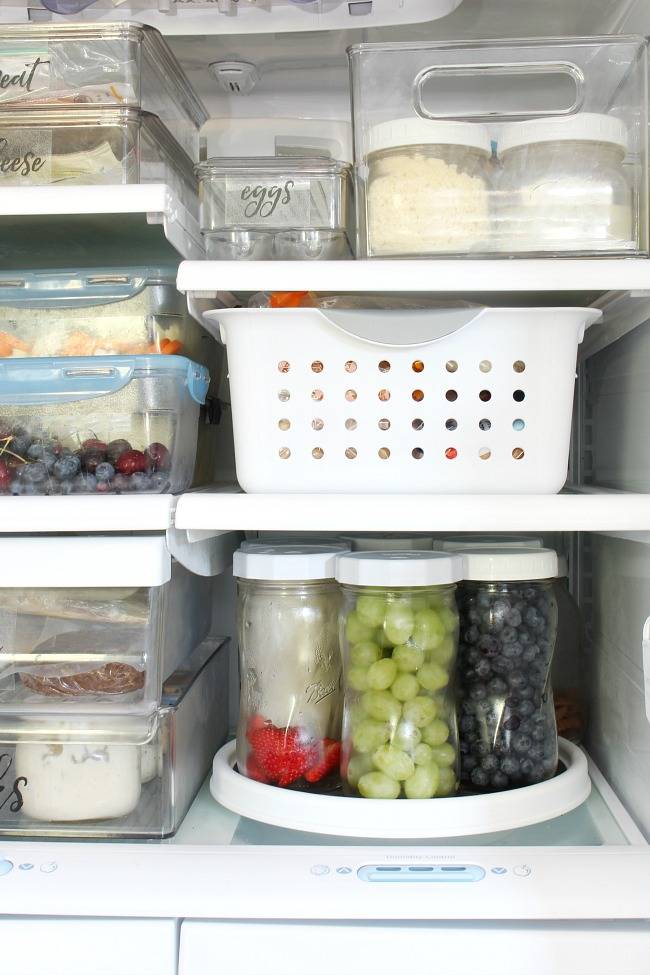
left=498, top=113, right=628, bottom=156
left=367, top=117, right=492, bottom=156
left=240, top=539, right=350, bottom=553
left=461, top=547, right=559, bottom=582
left=341, top=533, right=433, bottom=552
left=234, top=544, right=342, bottom=581
left=335, top=550, right=463, bottom=587
left=436, top=536, right=568, bottom=578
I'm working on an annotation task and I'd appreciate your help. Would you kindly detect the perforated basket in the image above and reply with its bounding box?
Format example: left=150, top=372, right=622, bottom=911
left=205, top=306, right=601, bottom=494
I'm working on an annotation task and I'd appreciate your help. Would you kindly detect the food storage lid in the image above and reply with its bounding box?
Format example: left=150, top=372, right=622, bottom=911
left=436, top=536, right=568, bottom=577
left=205, top=117, right=353, bottom=165
left=196, top=156, right=351, bottom=179
left=498, top=113, right=628, bottom=155
left=367, top=118, right=492, bottom=156
left=341, top=533, right=433, bottom=551
left=240, top=539, right=350, bottom=553
left=233, top=544, right=343, bottom=580
left=335, top=550, right=463, bottom=587
left=0, top=266, right=178, bottom=308
left=461, top=547, right=559, bottom=581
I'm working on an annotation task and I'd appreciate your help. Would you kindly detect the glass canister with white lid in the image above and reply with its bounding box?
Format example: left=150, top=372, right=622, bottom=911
left=455, top=547, right=559, bottom=793
left=359, top=118, right=492, bottom=257
left=234, top=544, right=344, bottom=792
left=336, top=551, right=463, bottom=800
left=495, top=113, right=636, bottom=253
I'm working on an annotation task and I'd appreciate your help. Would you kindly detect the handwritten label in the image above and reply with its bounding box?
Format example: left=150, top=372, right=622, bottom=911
left=0, top=50, right=50, bottom=102
left=0, top=129, right=51, bottom=184
left=225, top=177, right=312, bottom=227
left=0, top=751, right=25, bottom=814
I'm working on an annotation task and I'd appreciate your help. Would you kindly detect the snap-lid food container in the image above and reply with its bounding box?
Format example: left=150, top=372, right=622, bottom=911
left=0, top=107, right=197, bottom=216
left=348, top=37, right=648, bottom=257
left=0, top=533, right=221, bottom=718
left=0, top=354, right=208, bottom=495
left=196, top=157, right=352, bottom=260
left=0, top=23, right=208, bottom=160
left=234, top=544, right=344, bottom=792
left=0, top=637, right=229, bottom=838
left=336, top=551, right=462, bottom=800
left=455, top=547, right=560, bottom=792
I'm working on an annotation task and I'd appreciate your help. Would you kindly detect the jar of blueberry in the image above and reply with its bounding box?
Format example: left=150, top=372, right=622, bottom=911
left=456, top=548, right=559, bottom=792
left=336, top=551, right=463, bottom=800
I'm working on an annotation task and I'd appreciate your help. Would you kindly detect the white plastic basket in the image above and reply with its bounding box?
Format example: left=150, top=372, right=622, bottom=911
left=205, top=306, right=601, bottom=494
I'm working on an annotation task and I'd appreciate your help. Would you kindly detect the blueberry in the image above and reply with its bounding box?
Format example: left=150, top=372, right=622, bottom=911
left=503, top=641, right=523, bottom=659
left=22, top=462, right=47, bottom=484
left=518, top=631, right=532, bottom=647
left=463, top=625, right=480, bottom=644
left=501, top=626, right=517, bottom=644
left=528, top=742, right=546, bottom=762
left=525, top=606, right=541, bottom=627
left=470, top=767, right=490, bottom=788
left=492, top=656, right=514, bottom=674
left=469, top=684, right=487, bottom=701
left=53, top=454, right=81, bottom=481
left=475, top=659, right=492, bottom=678
left=518, top=699, right=536, bottom=717
left=72, top=473, right=96, bottom=493
left=500, top=755, right=520, bottom=776
left=507, top=671, right=527, bottom=690
left=491, top=770, right=509, bottom=790
left=480, top=754, right=499, bottom=773
left=478, top=634, right=499, bottom=657
left=502, top=715, right=520, bottom=732
left=27, top=442, right=52, bottom=461
left=468, top=607, right=481, bottom=625
left=522, top=644, right=538, bottom=663
left=531, top=724, right=547, bottom=742
left=460, top=715, right=475, bottom=733
left=95, top=462, right=115, bottom=483
left=506, top=609, right=522, bottom=627
left=512, top=732, right=533, bottom=754
left=487, top=677, right=508, bottom=695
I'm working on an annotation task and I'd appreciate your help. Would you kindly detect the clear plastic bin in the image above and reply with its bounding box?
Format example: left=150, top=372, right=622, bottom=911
left=348, top=37, right=648, bottom=257
left=0, top=354, right=208, bottom=495
left=0, top=108, right=197, bottom=215
left=0, top=637, right=229, bottom=838
left=197, top=158, right=352, bottom=260
left=0, top=23, right=207, bottom=160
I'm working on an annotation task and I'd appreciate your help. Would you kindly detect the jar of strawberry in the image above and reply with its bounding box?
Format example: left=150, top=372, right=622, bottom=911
left=234, top=544, right=344, bottom=791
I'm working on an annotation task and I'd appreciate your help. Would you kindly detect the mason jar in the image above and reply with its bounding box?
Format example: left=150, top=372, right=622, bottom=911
left=456, top=548, right=559, bottom=792
left=234, top=544, right=343, bottom=792
left=335, top=551, right=463, bottom=800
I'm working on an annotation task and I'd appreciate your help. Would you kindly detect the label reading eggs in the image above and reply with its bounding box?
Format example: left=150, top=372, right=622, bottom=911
left=0, top=128, right=51, bottom=184
left=225, top=177, right=312, bottom=227
left=0, top=47, right=50, bottom=101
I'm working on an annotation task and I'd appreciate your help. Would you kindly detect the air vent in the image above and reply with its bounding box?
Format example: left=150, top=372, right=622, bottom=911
left=208, top=60, right=260, bottom=95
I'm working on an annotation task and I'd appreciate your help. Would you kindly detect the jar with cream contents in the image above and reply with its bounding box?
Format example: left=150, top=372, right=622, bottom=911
left=362, top=118, right=492, bottom=257
left=495, top=113, right=635, bottom=253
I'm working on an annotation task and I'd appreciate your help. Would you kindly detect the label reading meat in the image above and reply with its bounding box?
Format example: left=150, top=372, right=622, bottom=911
left=0, top=129, right=51, bottom=184
left=0, top=48, right=50, bottom=102
left=224, top=178, right=312, bottom=227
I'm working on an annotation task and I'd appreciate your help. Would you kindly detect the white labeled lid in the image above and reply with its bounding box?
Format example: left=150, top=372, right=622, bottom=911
left=462, top=547, right=559, bottom=582
left=234, top=544, right=342, bottom=581
left=335, top=550, right=463, bottom=587
left=341, top=533, right=433, bottom=552
left=498, top=113, right=628, bottom=156
left=367, top=117, right=492, bottom=156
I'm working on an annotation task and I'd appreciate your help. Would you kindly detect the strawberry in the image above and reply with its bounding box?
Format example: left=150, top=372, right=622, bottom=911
left=248, top=724, right=319, bottom=786
left=246, top=713, right=269, bottom=743
left=304, top=739, right=341, bottom=783
left=246, top=755, right=270, bottom=784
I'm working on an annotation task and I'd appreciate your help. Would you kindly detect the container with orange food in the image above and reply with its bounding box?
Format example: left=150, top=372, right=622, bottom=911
left=0, top=267, right=219, bottom=382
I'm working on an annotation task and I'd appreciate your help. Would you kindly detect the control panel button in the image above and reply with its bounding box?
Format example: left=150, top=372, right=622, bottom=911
left=513, top=864, right=532, bottom=878
left=0, top=858, right=12, bottom=877
left=358, top=864, right=485, bottom=883
left=310, top=864, right=330, bottom=876
left=40, top=862, right=58, bottom=874
left=336, top=867, right=352, bottom=875
left=18, top=863, right=34, bottom=871
left=491, top=867, right=507, bottom=876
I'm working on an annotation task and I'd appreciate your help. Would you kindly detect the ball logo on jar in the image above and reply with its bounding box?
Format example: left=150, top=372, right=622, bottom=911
left=240, top=180, right=295, bottom=219
left=0, top=752, right=26, bottom=813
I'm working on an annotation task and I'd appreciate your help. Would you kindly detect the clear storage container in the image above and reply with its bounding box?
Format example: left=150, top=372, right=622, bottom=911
left=196, top=158, right=352, bottom=260
left=0, top=637, right=229, bottom=838
left=0, top=354, right=208, bottom=495
left=0, top=534, right=219, bottom=717
left=341, top=534, right=433, bottom=551
left=456, top=548, right=560, bottom=792
left=0, top=23, right=208, bottom=160
left=336, top=551, right=462, bottom=800
left=0, top=108, right=197, bottom=215
left=348, top=37, right=648, bottom=257
left=234, top=544, right=343, bottom=792
left=0, top=267, right=219, bottom=376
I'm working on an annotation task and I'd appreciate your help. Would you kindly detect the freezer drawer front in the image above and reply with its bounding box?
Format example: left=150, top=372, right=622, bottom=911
left=3, top=917, right=178, bottom=975
left=179, top=920, right=650, bottom=975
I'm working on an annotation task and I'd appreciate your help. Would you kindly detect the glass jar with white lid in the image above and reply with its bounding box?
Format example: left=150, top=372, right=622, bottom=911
left=362, top=118, right=493, bottom=257
left=495, top=113, right=635, bottom=253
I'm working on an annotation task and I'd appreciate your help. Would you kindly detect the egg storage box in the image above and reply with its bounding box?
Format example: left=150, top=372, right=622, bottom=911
left=0, top=23, right=208, bottom=160
left=348, top=36, right=648, bottom=257
left=0, top=354, right=208, bottom=495
left=0, top=637, right=229, bottom=838
left=196, top=158, right=353, bottom=260
left=203, top=304, right=601, bottom=494
left=0, top=107, right=197, bottom=210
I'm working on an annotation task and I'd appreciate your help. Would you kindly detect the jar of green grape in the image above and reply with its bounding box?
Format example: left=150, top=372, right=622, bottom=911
left=335, top=551, right=462, bottom=800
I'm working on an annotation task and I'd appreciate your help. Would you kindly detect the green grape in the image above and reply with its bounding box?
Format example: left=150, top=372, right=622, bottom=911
left=404, top=763, right=439, bottom=799
left=391, top=673, right=420, bottom=702
left=347, top=702, right=365, bottom=729
left=421, top=719, right=450, bottom=747
left=416, top=661, right=449, bottom=692
left=346, top=753, right=374, bottom=788
left=372, top=745, right=415, bottom=782
left=402, top=696, right=437, bottom=728
left=438, top=605, right=459, bottom=634
left=410, top=595, right=429, bottom=612
left=385, top=603, right=415, bottom=645
left=413, top=742, right=434, bottom=766
left=392, top=644, right=425, bottom=673
left=392, top=720, right=422, bottom=752
left=361, top=689, right=402, bottom=723
left=428, top=742, right=456, bottom=767
left=367, top=657, right=398, bottom=690
left=350, top=640, right=382, bottom=668
left=436, top=766, right=457, bottom=796
left=428, top=593, right=445, bottom=610
left=358, top=771, right=401, bottom=800
left=412, top=608, right=445, bottom=651
left=429, top=636, right=455, bottom=667
left=352, top=719, right=391, bottom=753
left=375, top=626, right=394, bottom=650
left=356, top=594, right=387, bottom=627
left=347, top=666, right=370, bottom=692
left=346, top=612, right=374, bottom=645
